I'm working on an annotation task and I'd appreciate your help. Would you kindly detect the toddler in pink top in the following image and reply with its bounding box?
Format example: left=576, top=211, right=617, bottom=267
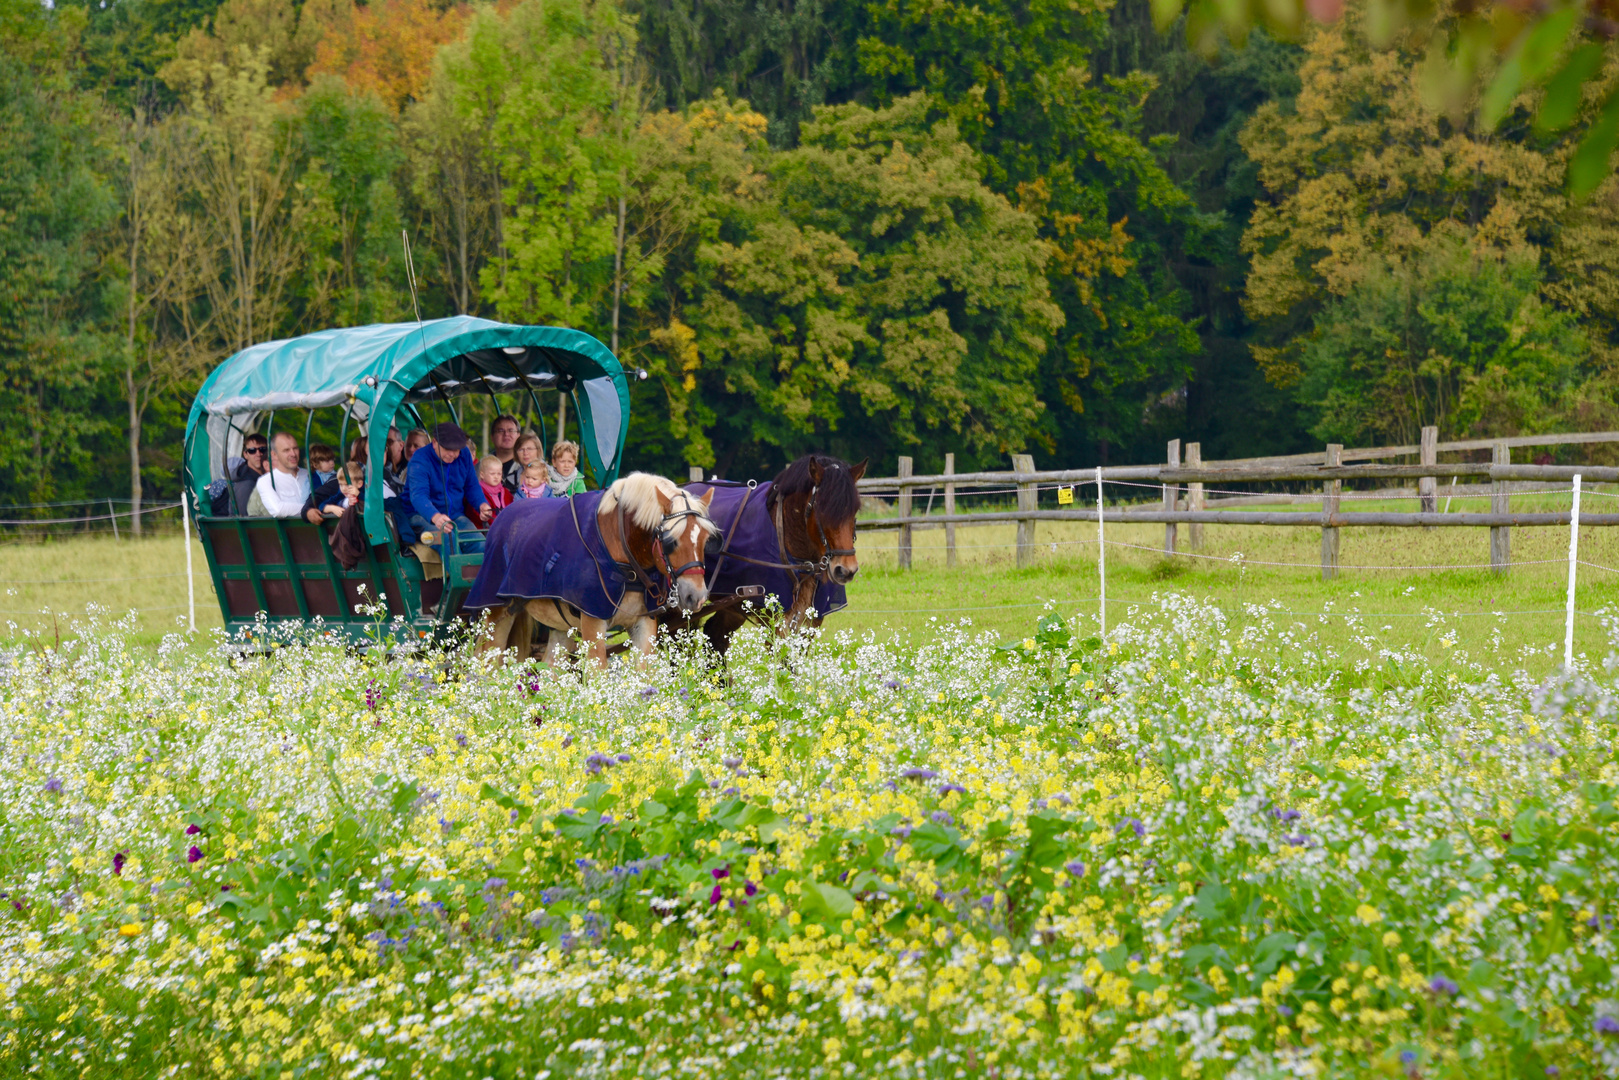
left=516, top=460, right=550, bottom=499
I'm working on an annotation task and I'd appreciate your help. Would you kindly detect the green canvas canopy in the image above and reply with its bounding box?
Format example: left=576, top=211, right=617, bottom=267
left=184, top=317, right=630, bottom=544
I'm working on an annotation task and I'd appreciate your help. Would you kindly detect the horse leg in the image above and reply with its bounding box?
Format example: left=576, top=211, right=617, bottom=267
left=702, top=609, right=744, bottom=656
left=627, top=616, right=657, bottom=661
left=579, top=615, right=611, bottom=668
left=480, top=604, right=518, bottom=662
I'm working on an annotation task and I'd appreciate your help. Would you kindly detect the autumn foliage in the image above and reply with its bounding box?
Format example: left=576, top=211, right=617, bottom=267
left=304, top=0, right=471, bottom=113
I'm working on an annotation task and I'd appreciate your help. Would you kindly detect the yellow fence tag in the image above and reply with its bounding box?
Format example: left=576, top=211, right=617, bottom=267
left=1057, top=485, right=1074, bottom=506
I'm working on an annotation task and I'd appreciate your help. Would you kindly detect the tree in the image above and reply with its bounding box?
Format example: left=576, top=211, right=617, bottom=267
left=0, top=0, right=119, bottom=506
left=1147, top=0, right=1619, bottom=196
left=109, top=106, right=215, bottom=531
left=476, top=0, right=639, bottom=335
left=1298, top=227, right=1587, bottom=444
left=163, top=46, right=307, bottom=352
left=294, top=76, right=406, bottom=328
left=303, top=0, right=472, bottom=114
left=636, top=93, right=1059, bottom=476
left=836, top=0, right=1202, bottom=464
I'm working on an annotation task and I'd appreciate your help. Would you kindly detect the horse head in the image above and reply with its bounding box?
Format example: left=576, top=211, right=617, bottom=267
left=773, top=454, right=866, bottom=585
left=604, top=473, right=719, bottom=615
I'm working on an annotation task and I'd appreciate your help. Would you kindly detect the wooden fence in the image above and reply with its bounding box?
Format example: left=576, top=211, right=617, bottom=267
left=832, top=428, right=1619, bottom=577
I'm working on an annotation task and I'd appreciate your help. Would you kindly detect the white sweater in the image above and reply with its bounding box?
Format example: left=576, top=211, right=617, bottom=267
left=254, top=468, right=311, bottom=517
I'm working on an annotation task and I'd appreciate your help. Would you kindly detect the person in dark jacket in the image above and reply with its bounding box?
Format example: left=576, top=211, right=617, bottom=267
left=209, top=433, right=269, bottom=515
left=405, top=422, right=491, bottom=553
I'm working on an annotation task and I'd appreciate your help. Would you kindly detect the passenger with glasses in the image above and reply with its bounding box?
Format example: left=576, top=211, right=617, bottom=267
left=209, top=433, right=270, bottom=516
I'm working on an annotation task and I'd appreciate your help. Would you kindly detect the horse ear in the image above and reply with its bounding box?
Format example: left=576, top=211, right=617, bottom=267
left=849, top=458, right=868, bottom=481
left=699, top=488, right=715, bottom=508
left=808, top=458, right=824, bottom=484
left=655, top=487, right=673, bottom=512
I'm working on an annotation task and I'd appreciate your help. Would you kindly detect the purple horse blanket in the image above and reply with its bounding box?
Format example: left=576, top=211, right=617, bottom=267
left=692, top=481, right=846, bottom=619
left=464, top=493, right=632, bottom=620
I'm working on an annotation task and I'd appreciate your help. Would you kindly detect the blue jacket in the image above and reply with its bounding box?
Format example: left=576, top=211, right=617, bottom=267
left=406, top=444, right=486, bottom=522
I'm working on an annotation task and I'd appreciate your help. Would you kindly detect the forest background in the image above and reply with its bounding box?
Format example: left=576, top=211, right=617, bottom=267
left=7, top=0, right=1619, bottom=519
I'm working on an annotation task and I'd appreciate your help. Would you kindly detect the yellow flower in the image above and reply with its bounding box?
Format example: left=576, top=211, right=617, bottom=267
left=119, top=923, right=143, bottom=937
left=1356, top=903, right=1381, bottom=924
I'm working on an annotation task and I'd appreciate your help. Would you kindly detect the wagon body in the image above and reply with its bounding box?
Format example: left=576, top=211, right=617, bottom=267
left=182, top=317, right=629, bottom=643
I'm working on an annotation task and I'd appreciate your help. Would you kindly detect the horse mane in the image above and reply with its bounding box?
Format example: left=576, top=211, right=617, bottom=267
left=601, top=472, right=711, bottom=532
left=601, top=473, right=678, bottom=531
left=768, top=454, right=860, bottom=523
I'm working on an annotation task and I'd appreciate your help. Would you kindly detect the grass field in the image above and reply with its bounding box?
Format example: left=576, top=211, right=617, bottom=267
left=5, top=487, right=1618, bottom=670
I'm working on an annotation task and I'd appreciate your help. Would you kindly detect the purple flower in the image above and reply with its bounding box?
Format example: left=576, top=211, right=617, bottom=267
left=365, top=680, right=382, bottom=711
left=639, top=686, right=657, bottom=699
left=456, top=733, right=468, bottom=747
left=112, top=852, right=126, bottom=876
left=744, top=880, right=757, bottom=897
left=1545, top=1068, right=1560, bottom=1077
left=44, top=776, right=62, bottom=794
left=890, top=825, right=912, bottom=840
left=929, top=810, right=953, bottom=825
left=902, top=768, right=938, bottom=781
left=584, top=753, right=613, bottom=775
left=186, top=846, right=204, bottom=863
left=616, top=753, right=632, bottom=763
left=1063, top=860, right=1086, bottom=878
left=1428, top=975, right=1458, bottom=996
left=1271, top=808, right=1301, bottom=822
left=722, top=757, right=743, bottom=771
left=483, top=877, right=507, bottom=895
left=1399, top=1050, right=1417, bottom=1067
left=882, top=679, right=901, bottom=690
left=185, top=824, right=201, bottom=836
left=1597, top=1016, right=1619, bottom=1035
left=711, top=866, right=730, bottom=881
left=708, top=883, right=723, bottom=906
left=937, top=783, right=966, bottom=796
left=1117, top=817, right=1146, bottom=839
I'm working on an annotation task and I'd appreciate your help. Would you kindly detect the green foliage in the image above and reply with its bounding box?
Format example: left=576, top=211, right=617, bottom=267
left=1296, top=229, right=1588, bottom=445
left=0, top=0, right=119, bottom=505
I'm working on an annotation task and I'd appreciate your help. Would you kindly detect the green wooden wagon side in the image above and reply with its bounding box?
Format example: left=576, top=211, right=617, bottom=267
left=181, top=317, right=631, bottom=643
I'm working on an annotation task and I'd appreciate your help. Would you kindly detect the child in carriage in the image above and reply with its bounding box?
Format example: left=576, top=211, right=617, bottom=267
left=477, top=456, right=513, bottom=521
left=515, top=460, right=550, bottom=499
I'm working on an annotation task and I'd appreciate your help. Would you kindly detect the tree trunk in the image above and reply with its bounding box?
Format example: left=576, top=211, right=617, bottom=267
left=126, top=134, right=144, bottom=535
left=127, top=375, right=144, bottom=536
left=611, top=191, right=625, bottom=354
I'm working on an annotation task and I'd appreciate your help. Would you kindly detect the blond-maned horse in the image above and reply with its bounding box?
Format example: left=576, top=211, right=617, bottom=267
left=479, top=473, right=718, bottom=666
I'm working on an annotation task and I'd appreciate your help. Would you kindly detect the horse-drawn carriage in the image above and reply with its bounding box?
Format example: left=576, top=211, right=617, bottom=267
left=182, top=316, right=864, bottom=654
left=182, top=317, right=630, bottom=643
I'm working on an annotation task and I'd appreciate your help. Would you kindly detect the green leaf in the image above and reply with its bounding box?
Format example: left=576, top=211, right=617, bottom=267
left=1538, top=42, right=1605, bottom=132
left=801, top=881, right=856, bottom=920
left=1520, top=9, right=1578, bottom=82
left=1569, top=91, right=1619, bottom=195
left=390, top=781, right=420, bottom=817
left=480, top=783, right=517, bottom=809
left=1480, top=54, right=1523, bottom=130
left=639, top=798, right=668, bottom=819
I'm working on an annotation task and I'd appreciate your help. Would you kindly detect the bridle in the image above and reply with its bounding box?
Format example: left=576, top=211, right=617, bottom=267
left=772, top=478, right=855, bottom=580
left=612, top=495, right=717, bottom=614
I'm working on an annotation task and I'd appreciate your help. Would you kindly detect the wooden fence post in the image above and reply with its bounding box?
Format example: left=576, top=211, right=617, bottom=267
left=943, top=452, right=956, bottom=569
left=1492, top=441, right=1510, bottom=573
left=1419, top=426, right=1437, bottom=519
left=1014, top=453, right=1036, bottom=568
left=1163, top=440, right=1180, bottom=555
left=1322, top=443, right=1341, bottom=580
left=1186, top=442, right=1203, bottom=549
left=688, top=466, right=704, bottom=483
left=897, top=456, right=913, bottom=570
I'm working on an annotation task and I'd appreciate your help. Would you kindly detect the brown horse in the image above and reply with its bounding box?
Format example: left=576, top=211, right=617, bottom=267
left=478, top=474, right=719, bottom=666
left=668, top=454, right=865, bottom=654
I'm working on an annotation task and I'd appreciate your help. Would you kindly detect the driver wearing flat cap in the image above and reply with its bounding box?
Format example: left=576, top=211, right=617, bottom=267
left=404, top=422, right=492, bottom=553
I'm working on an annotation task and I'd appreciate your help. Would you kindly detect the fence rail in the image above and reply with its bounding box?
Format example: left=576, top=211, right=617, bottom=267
left=828, top=428, right=1619, bottom=577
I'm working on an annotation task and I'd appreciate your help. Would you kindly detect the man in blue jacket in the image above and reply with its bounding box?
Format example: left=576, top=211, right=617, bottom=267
left=406, top=422, right=492, bottom=553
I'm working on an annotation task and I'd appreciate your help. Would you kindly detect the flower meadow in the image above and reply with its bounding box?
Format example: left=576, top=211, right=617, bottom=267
left=3, top=597, right=1619, bottom=1079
